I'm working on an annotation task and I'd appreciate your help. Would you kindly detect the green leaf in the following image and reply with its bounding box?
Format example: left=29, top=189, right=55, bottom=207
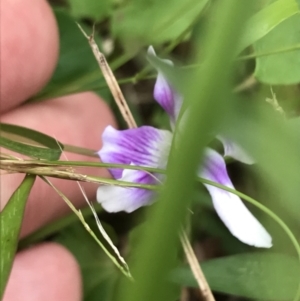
left=32, top=9, right=107, bottom=102
left=254, top=14, right=300, bottom=84
left=0, top=175, right=36, bottom=299
left=171, top=253, right=300, bottom=300
left=67, top=0, right=112, bottom=21
left=54, top=222, right=119, bottom=301
left=0, top=123, right=63, bottom=160
left=238, top=0, right=299, bottom=53
left=112, top=0, right=208, bottom=50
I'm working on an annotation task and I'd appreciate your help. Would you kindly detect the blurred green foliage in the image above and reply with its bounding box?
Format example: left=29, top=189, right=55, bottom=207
left=68, top=0, right=111, bottom=21
left=33, top=8, right=108, bottom=102
left=254, top=14, right=300, bottom=84
left=2, top=0, right=300, bottom=300
left=171, top=253, right=300, bottom=300
left=111, top=0, right=209, bottom=49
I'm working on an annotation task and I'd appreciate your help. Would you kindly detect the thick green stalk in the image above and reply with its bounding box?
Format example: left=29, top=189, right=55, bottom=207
left=115, top=1, right=256, bottom=301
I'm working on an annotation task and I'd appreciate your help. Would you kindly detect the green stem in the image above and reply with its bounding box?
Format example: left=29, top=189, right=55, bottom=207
left=16, top=156, right=300, bottom=300
left=237, top=43, right=300, bottom=61
left=1, top=158, right=165, bottom=173
left=63, top=144, right=98, bottom=158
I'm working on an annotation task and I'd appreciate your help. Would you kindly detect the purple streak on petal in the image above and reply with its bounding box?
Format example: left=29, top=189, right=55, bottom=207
left=199, top=148, right=272, bottom=248
left=217, top=135, right=255, bottom=164
left=154, top=73, right=176, bottom=117
left=97, top=167, right=162, bottom=213
left=98, top=125, right=172, bottom=179
left=148, top=46, right=183, bottom=125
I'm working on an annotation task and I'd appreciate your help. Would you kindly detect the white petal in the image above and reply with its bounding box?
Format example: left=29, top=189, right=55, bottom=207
left=200, top=148, right=272, bottom=248
left=148, top=46, right=183, bottom=126
left=97, top=167, right=160, bottom=213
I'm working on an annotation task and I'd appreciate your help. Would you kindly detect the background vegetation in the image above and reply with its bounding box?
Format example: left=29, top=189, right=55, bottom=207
left=1, top=0, right=300, bottom=300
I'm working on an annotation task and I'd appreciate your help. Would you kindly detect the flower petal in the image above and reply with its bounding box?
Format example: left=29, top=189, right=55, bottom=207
left=148, top=46, right=183, bottom=126
left=97, top=167, right=159, bottom=213
left=218, top=135, right=255, bottom=164
left=98, top=125, right=172, bottom=179
left=199, top=148, right=272, bottom=248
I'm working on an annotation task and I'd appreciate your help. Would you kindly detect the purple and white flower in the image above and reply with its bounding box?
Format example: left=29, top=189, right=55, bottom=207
left=97, top=47, right=272, bottom=248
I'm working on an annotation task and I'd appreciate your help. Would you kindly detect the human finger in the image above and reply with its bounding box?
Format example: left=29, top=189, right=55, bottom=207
left=2, top=243, right=82, bottom=301
left=1, top=0, right=59, bottom=113
left=1, top=92, right=116, bottom=237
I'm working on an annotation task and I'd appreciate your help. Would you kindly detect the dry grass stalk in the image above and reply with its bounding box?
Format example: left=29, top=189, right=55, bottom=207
left=77, top=24, right=137, bottom=129
left=180, top=230, right=215, bottom=301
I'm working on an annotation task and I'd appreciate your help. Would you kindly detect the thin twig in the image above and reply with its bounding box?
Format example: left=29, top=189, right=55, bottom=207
left=58, top=142, right=131, bottom=278
left=180, top=229, right=215, bottom=301
left=42, top=176, right=132, bottom=278
left=63, top=144, right=98, bottom=158
left=78, top=182, right=131, bottom=274
left=0, top=162, right=157, bottom=189
left=77, top=24, right=137, bottom=129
